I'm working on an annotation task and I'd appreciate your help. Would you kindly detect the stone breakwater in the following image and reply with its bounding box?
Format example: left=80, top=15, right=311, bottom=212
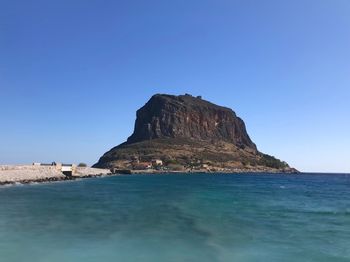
left=0, top=165, right=112, bottom=185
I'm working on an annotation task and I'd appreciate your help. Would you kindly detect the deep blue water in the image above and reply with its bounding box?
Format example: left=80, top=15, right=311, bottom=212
left=0, top=173, right=349, bottom=262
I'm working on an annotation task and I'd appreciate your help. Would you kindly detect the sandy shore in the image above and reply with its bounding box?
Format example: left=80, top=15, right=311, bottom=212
left=0, top=165, right=112, bottom=185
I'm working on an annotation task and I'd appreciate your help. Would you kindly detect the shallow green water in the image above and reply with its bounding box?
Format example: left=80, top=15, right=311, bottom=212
left=0, top=173, right=349, bottom=262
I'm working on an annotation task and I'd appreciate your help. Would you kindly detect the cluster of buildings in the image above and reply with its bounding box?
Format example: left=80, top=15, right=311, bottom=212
left=129, top=157, right=212, bottom=171
left=131, top=158, right=163, bottom=170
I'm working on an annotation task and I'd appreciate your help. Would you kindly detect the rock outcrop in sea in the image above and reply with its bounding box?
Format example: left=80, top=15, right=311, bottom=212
left=94, top=94, right=296, bottom=172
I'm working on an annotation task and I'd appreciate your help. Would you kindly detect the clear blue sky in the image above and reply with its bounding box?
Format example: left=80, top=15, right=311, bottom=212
left=1, top=0, right=349, bottom=173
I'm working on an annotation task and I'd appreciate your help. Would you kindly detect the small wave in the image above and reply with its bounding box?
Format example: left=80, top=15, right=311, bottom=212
left=0, top=183, right=15, bottom=188
left=302, top=210, right=350, bottom=216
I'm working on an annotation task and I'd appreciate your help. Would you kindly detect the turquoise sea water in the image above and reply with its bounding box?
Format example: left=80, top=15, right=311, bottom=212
left=0, top=173, right=349, bottom=262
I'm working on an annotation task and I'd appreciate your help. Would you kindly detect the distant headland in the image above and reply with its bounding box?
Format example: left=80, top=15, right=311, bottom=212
left=94, top=94, right=298, bottom=173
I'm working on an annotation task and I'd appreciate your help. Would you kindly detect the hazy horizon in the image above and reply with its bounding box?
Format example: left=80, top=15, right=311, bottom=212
left=1, top=0, right=349, bottom=173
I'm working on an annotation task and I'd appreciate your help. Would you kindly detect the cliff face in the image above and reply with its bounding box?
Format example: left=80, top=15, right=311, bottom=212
left=127, top=94, right=257, bottom=151
left=94, top=94, right=295, bottom=172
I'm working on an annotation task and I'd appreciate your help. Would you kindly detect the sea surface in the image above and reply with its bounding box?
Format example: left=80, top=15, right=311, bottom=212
left=0, top=173, right=349, bottom=262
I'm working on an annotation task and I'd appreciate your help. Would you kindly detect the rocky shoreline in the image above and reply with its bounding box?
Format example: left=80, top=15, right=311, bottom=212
left=0, top=173, right=118, bottom=186
left=0, top=165, right=113, bottom=186
left=130, top=168, right=299, bottom=174
left=0, top=164, right=299, bottom=186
